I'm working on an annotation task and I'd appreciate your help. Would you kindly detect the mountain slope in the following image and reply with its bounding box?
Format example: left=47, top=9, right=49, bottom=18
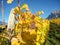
left=0, top=21, right=3, bottom=25
left=44, top=18, right=60, bottom=45
left=0, top=21, right=7, bottom=25
left=47, top=10, right=60, bottom=19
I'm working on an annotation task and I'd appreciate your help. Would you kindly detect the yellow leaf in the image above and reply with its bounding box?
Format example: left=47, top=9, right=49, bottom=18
left=7, top=0, right=13, bottom=4
left=11, top=37, right=20, bottom=45
left=21, top=4, right=29, bottom=10
left=36, top=42, right=40, bottom=45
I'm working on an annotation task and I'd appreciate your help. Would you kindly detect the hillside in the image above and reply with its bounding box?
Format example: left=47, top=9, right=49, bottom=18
left=44, top=18, right=60, bottom=45
left=50, top=18, right=60, bottom=25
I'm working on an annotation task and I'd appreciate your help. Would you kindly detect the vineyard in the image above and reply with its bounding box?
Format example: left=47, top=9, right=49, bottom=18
left=0, top=18, right=60, bottom=45
left=44, top=18, right=60, bottom=45
left=0, top=0, right=60, bottom=45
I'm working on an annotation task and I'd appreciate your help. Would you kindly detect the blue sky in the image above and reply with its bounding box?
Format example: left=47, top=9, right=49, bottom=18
left=0, top=0, right=60, bottom=22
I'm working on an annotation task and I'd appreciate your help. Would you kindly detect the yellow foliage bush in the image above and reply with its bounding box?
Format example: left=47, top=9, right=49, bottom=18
left=11, top=4, right=50, bottom=45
